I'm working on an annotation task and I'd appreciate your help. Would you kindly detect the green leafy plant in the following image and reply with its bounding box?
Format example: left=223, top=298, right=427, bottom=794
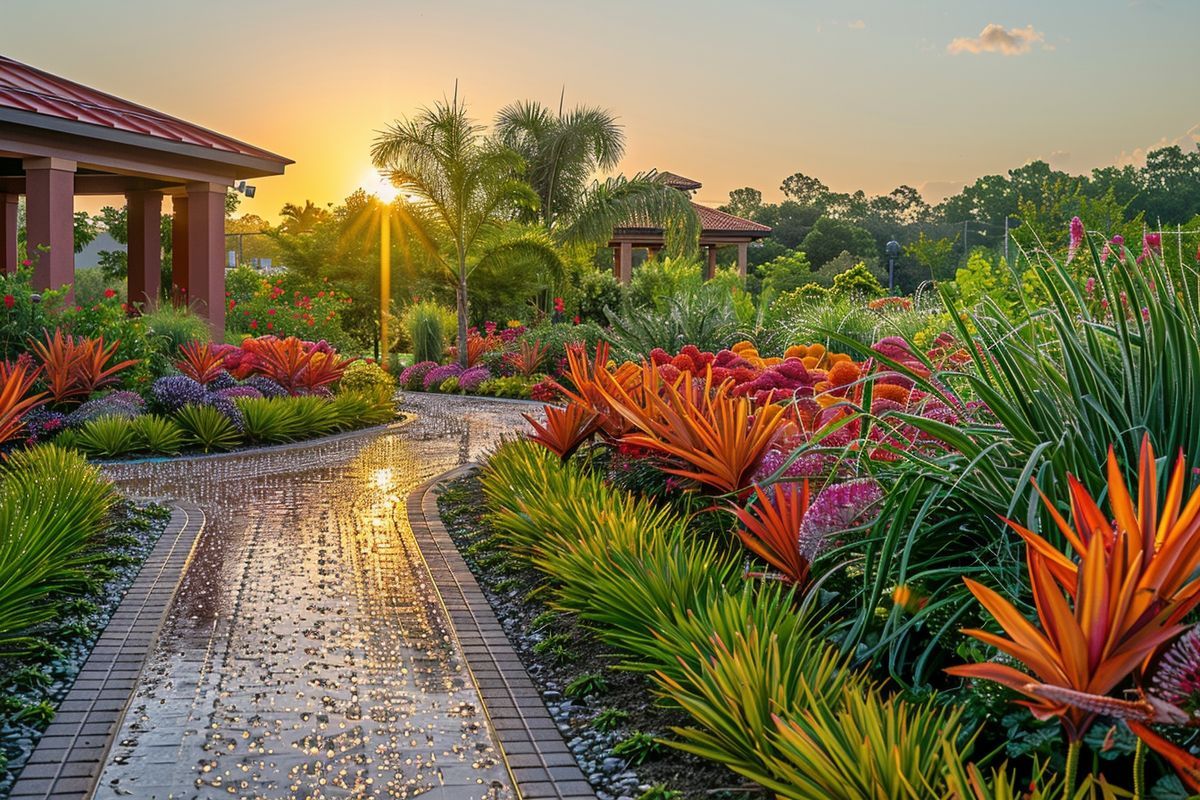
left=612, top=731, right=667, bottom=766
left=565, top=671, right=608, bottom=699
left=130, top=414, right=184, bottom=455
left=592, top=707, right=629, bottom=732
left=174, top=404, right=242, bottom=452
left=402, top=300, right=455, bottom=364
left=76, top=414, right=139, bottom=458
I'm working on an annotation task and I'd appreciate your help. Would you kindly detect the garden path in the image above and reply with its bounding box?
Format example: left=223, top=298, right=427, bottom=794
left=91, top=394, right=532, bottom=800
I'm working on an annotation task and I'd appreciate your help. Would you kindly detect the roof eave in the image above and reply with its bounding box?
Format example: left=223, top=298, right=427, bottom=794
left=0, top=107, right=292, bottom=177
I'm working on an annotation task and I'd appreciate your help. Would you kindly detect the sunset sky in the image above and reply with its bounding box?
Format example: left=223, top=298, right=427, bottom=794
left=5, top=0, right=1199, bottom=219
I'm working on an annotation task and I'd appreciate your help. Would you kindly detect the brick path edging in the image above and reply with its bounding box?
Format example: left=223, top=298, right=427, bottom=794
left=8, top=503, right=206, bottom=800
left=408, top=467, right=597, bottom=800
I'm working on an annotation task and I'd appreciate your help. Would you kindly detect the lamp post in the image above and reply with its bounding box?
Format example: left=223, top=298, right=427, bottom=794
left=1004, top=215, right=1021, bottom=265
left=885, top=238, right=900, bottom=294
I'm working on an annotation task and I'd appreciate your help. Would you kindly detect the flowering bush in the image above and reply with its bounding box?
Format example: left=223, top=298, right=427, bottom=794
left=149, top=375, right=206, bottom=413
left=66, top=391, right=145, bottom=427
left=225, top=269, right=354, bottom=349
left=240, top=375, right=288, bottom=399
left=458, top=366, right=492, bottom=393
left=423, top=363, right=464, bottom=391
left=399, top=361, right=438, bottom=391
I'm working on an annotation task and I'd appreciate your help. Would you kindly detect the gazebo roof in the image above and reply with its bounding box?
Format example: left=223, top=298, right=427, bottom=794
left=655, top=171, right=703, bottom=191
left=612, top=201, right=771, bottom=240
left=0, top=55, right=291, bottom=176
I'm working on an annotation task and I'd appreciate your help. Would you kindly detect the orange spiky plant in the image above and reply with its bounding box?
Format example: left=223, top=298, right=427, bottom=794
left=176, top=341, right=227, bottom=385
left=523, top=404, right=601, bottom=461
left=552, top=343, right=639, bottom=440
left=0, top=360, right=46, bottom=449
left=599, top=362, right=785, bottom=497
left=731, top=481, right=812, bottom=586
left=947, top=435, right=1200, bottom=790
left=28, top=328, right=137, bottom=404
left=506, top=339, right=549, bottom=377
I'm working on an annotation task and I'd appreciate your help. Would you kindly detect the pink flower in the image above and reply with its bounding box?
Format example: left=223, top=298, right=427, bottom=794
left=1138, top=232, right=1162, bottom=264
left=1085, top=277, right=1096, bottom=294
left=1066, top=216, right=1084, bottom=264
left=20, top=259, right=30, bottom=267
left=1100, top=234, right=1125, bottom=265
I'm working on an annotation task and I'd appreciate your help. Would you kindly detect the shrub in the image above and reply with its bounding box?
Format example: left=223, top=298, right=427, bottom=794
left=574, top=269, right=622, bottom=324
left=225, top=268, right=354, bottom=347
left=403, top=300, right=455, bottom=364
left=286, top=396, right=341, bottom=437
left=0, top=268, right=63, bottom=360
left=176, top=341, right=227, bottom=385
left=422, top=363, right=463, bottom=391
left=338, top=361, right=396, bottom=396
left=438, top=376, right=461, bottom=393
left=830, top=262, right=885, bottom=299
left=476, top=376, right=535, bottom=398
left=0, top=445, right=114, bottom=651
left=237, top=336, right=354, bottom=394
left=174, top=403, right=242, bottom=452
left=236, top=396, right=301, bottom=443
left=130, top=414, right=184, bottom=455
left=140, top=305, right=211, bottom=354
left=328, top=390, right=395, bottom=428
left=458, top=366, right=492, bottom=393
left=66, top=390, right=144, bottom=427
left=240, top=375, right=288, bottom=399
left=29, top=329, right=138, bottom=404
left=75, top=415, right=139, bottom=458
left=398, top=361, right=438, bottom=391
left=149, top=375, right=206, bottom=413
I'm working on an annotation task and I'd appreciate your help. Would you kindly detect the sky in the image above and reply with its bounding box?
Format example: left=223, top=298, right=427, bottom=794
left=3, top=0, right=1199, bottom=220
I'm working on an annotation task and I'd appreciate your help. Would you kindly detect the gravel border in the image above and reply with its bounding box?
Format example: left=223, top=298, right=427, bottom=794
left=408, top=467, right=597, bottom=800
left=7, top=503, right=206, bottom=800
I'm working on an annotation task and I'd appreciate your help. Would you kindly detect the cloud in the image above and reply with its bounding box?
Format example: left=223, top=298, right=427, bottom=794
left=1115, top=123, right=1200, bottom=167
left=947, top=23, right=1047, bottom=56
left=848, top=19, right=866, bottom=30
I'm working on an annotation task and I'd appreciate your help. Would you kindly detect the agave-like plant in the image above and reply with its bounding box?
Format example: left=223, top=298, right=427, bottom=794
left=506, top=338, right=550, bottom=377
left=0, top=360, right=46, bottom=448
left=552, top=342, right=639, bottom=439
left=948, top=435, right=1200, bottom=790
left=29, top=328, right=137, bottom=403
left=523, top=403, right=600, bottom=461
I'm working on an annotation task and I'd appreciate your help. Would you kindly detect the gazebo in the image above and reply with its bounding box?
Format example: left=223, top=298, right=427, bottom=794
left=608, top=172, right=771, bottom=283
left=0, top=55, right=291, bottom=335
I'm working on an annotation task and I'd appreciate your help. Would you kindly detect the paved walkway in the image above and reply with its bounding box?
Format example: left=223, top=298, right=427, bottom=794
left=93, top=395, right=531, bottom=800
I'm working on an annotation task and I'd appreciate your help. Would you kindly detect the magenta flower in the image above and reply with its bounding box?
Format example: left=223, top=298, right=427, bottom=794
left=1151, top=625, right=1200, bottom=714
left=1085, top=277, right=1096, bottom=294
left=1066, top=216, right=1084, bottom=264
left=797, top=478, right=883, bottom=561
left=1100, top=234, right=1125, bottom=265
left=1137, top=232, right=1163, bottom=264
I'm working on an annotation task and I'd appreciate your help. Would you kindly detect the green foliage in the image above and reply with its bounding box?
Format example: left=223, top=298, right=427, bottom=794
left=756, top=249, right=813, bottom=295
left=612, top=731, right=667, bottom=766
left=954, top=249, right=1018, bottom=317
left=0, top=268, right=66, bottom=360
left=328, top=390, right=395, bottom=428
left=604, top=283, right=739, bottom=360
left=237, top=397, right=302, bottom=443
left=76, top=415, right=139, bottom=458
left=831, top=262, right=885, bottom=298
left=626, top=256, right=704, bottom=311
left=476, top=375, right=537, bottom=398
left=402, top=300, right=455, bottom=364
left=338, top=360, right=396, bottom=396
left=800, top=217, right=877, bottom=269
left=141, top=305, right=211, bottom=354
left=593, top=707, right=629, bottom=732
left=573, top=268, right=622, bottom=324
left=130, top=414, right=184, bottom=455
left=0, top=445, right=114, bottom=652
left=565, top=671, right=608, bottom=699
left=518, top=321, right=605, bottom=369
left=224, top=267, right=354, bottom=348
left=173, top=404, right=242, bottom=452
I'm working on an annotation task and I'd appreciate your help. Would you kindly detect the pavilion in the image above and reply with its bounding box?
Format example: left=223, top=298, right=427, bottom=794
left=0, top=55, right=291, bottom=335
left=608, top=171, right=771, bottom=283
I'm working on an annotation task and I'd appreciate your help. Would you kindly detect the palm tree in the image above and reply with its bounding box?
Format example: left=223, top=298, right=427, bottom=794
left=495, top=98, right=699, bottom=254
left=371, top=98, right=561, bottom=366
left=278, top=201, right=331, bottom=234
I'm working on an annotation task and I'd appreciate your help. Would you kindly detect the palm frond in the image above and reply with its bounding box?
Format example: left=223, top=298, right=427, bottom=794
left=559, top=171, right=700, bottom=255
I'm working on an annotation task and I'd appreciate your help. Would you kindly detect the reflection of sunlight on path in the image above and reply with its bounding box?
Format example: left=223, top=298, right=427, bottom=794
left=94, top=397, right=530, bottom=799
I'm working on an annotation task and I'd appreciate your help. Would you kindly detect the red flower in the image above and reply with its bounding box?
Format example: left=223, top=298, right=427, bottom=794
left=250, top=320, right=259, bottom=330
left=2, top=294, right=13, bottom=309
left=573, top=315, right=580, bottom=325
left=267, top=308, right=276, bottom=316
left=553, top=296, right=565, bottom=313
left=266, top=321, right=273, bottom=331
left=104, top=288, right=117, bottom=298
left=20, top=259, right=31, bottom=267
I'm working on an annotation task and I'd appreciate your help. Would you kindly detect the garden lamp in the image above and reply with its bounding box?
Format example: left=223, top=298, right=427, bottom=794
left=886, top=238, right=901, bottom=293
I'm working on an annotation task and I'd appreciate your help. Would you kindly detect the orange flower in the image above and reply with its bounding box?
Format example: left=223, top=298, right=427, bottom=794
left=827, top=360, right=861, bottom=387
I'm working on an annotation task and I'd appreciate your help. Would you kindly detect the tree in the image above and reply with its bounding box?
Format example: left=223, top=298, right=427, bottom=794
left=904, top=232, right=958, bottom=282
left=756, top=249, right=812, bottom=296
left=721, top=187, right=763, bottom=219
left=494, top=99, right=624, bottom=232
left=779, top=172, right=830, bottom=207
left=279, top=201, right=332, bottom=234
left=372, top=98, right=562, bottom=366
left=799, top=216, right=877, bottom=268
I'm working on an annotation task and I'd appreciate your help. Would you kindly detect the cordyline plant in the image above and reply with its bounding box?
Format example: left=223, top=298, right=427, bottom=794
left=28, top=328, right=137, bottom=404
left=732, top=482, right=812, bottom=587
left=0, top=360, right=46, bottom=448
left=239, top=336, right=355, bottom=394
left=599, top=361, right=785, bottom=497
left=948, top=435, right=1200, bottom=794
left=523, top=403, right=601, bottom=461
left=175, top=341, right=226, bottom=385
left=552, top=342, right=640, bottom=440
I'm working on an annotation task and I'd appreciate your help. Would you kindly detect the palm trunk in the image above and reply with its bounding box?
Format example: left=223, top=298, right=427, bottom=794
left=455, top=270, right=469, bottom=368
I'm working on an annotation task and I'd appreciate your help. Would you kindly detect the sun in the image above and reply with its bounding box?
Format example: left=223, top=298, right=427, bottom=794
left=361, top=166, right=401, bottom=202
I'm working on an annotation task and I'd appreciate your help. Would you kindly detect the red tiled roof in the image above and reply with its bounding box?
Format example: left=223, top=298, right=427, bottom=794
left=0, top=55, right=290, bottom=164
left=693, top=203, right=771, bottom=234
left=656, top=171, right=702, bottom=190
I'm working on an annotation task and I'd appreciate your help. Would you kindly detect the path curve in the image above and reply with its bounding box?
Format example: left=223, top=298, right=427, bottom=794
left=92, top=394, right=531, bottom=800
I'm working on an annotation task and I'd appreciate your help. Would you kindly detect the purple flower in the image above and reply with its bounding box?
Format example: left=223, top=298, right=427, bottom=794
left=208, top=370, right=237, bottom=391
left=798, top=479, right=883, bottom=561
left=458, top=365, right=493, bottom=393
left=23, top=409, right=68, bottom=443
left=202, top=394, right=245, bottom=431
left=755, top=447, right=834, bottom=482
left=67, top=390, right=145, bottom=427
left=241, top=376, right=288, bottom=399
left=422, top=363, right=464, bottom=390
left=212, top=386, right=263, bottom=400
left=1067, top=216, right=1084, bottom=264
left=150, top=375, right=206, bottom=413
left=399, top=360, right=438, bottom=390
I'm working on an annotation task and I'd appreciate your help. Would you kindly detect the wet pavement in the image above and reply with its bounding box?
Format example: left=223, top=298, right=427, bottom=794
left=93, top=394, right=533, bottom=800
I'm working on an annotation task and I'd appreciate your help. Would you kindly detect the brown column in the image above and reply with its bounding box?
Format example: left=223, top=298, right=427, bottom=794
left=126, top=191, right=163, bottom=313
left=185, top=183, right=227, bottom=338
left=23, top=157, right=76, bottom=295
left=704, top=244, right=718, bottom=280
left=171, top=195, right=189, bottom=305
left=0, top=194, right=17, bottom=275
left=736, top=242, right=749, bottom=278
left=617, top=241, right=633, bottom=284
left=646, top=245, right=660, bottom=261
